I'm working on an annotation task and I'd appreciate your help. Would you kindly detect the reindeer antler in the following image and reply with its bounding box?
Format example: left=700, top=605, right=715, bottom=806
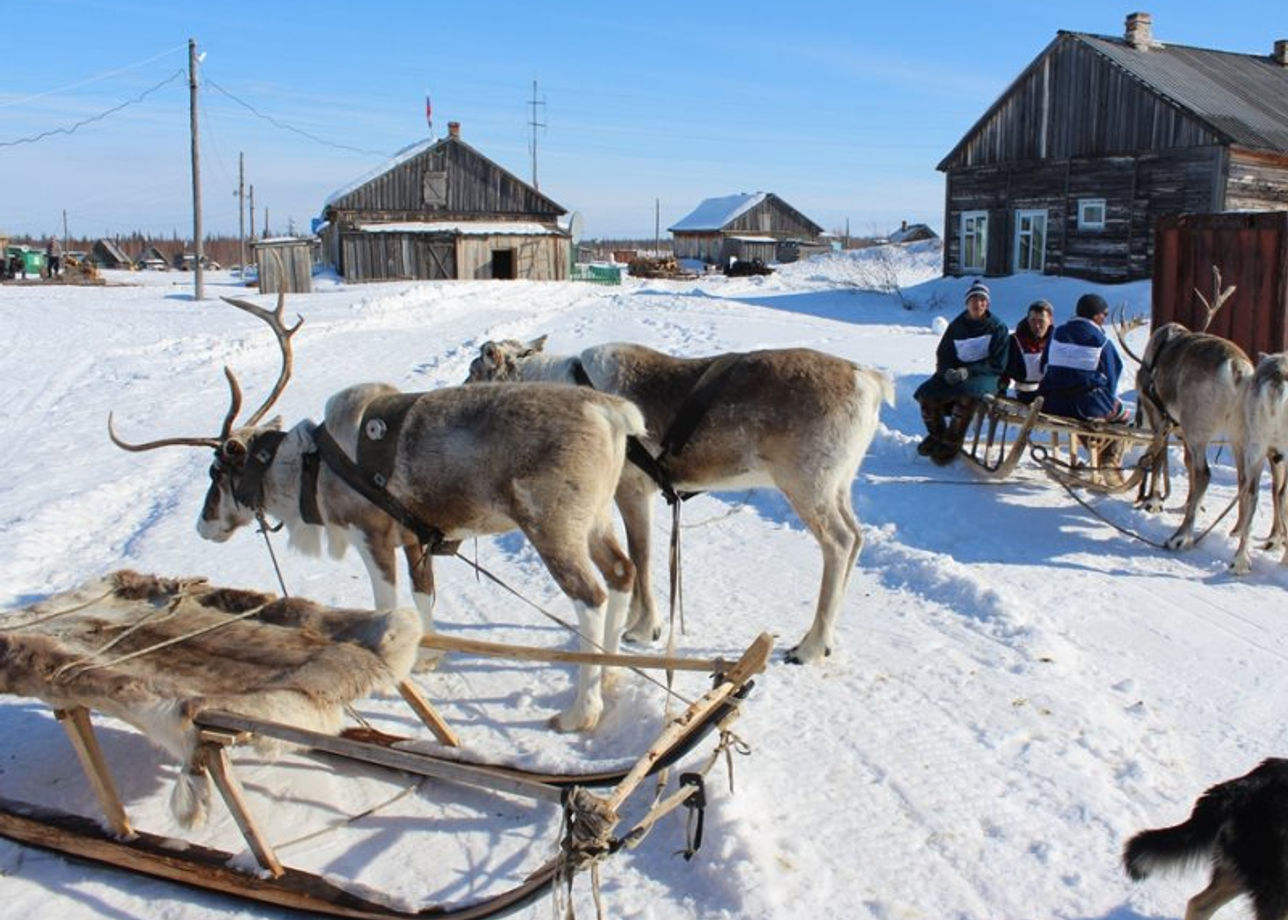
left=107, top=293, right=303, bottom=452
left=107, top=367, right=240, bottom=451
left=219, top=292, right=303, bottom=427
left=1112, top=305, right=1148, bottom=365
left=1194, top=265, right=1237, bottom=333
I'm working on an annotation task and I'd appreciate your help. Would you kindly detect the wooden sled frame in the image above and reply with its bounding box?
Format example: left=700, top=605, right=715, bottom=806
left=0, top=632, right=772, bottom=919
left=960, top=394, right=1172, bottom=494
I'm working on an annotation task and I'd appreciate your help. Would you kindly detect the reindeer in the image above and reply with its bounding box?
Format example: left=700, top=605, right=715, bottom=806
left=1231, top=352, right=1288, bottom=574
left=110, top=295, right=646, bottom=732
left=1118, top=268, right=1254, bottom=552
left=467, top=337, right=894, bottom=665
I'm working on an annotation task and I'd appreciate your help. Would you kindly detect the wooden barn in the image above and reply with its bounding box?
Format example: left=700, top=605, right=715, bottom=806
left=668, top=192, right=823, bottom=265
left=938, top=12, right=1288, bottom=282
left=318, top=122, right=570, bottom=282
left=91, top=238, right=131, bottom=269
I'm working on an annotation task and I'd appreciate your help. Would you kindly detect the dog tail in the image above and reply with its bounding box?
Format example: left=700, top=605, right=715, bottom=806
left=1123, top=786, right=1229, bottom=880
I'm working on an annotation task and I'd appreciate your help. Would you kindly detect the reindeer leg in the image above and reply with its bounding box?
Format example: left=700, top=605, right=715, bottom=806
left=1231, top=454, right=1263, bottom=575
left=617, top=473, right=662, bottom=644
left=589, top=525, right=635, bottom=692
left=403, top=541, right=444, bottom=670
left=1167, top=443, right=1209, bottom=550
left=1266, top=453, right=1287, bottom=557
left=783, top=483, right=859, bottom=665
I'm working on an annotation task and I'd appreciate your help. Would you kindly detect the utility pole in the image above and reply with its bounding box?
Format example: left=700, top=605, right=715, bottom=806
left=62, top=209, right=68, bottom=246
left=655, top=198, right=660, bottom=254
left=249, top=184, right=256, bottom=240
left=237, top=152, right=246, bottom=276
left=264, top=208, right=270, bottom=238
left=527, top=79, right=545, bottom=189
left=188, top=37, right=204, bottom=300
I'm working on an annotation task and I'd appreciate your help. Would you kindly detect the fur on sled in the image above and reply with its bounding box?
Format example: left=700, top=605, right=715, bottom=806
left=0, top=570, right=419, bottom=826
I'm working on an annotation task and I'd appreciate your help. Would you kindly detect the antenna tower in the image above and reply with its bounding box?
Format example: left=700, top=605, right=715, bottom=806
left=528, top=79, right=546, bottom=189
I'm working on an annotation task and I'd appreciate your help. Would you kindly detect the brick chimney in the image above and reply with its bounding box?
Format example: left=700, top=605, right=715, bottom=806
left=1125, top=11, right=1153, bottom=50
left=1275, top=39, right=1288, bottom=66
left=448, top=121, right=461, bottom=138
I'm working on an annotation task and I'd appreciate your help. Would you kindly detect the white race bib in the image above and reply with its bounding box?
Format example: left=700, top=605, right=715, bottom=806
left=1047, top=339, right=1102, bottom=372
left=953, top=334, right=991, bottom=364
left=1021, top=351, right=1043, bottom=381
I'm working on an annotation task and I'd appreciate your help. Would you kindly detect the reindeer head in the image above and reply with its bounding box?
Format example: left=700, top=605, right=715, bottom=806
left=109, top=293, right=302, bottom=542
left=466, top=336, right=547, bottom=382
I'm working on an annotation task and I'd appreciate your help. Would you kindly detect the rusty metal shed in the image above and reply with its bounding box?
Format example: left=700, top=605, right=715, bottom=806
left=1152, top=211, right=1288, bottom=358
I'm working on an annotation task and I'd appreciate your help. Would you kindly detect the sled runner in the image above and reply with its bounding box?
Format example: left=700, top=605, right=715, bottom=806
left=960, top=393, right=1172, bottom=495
left=0, top=571, right=770, bottom=918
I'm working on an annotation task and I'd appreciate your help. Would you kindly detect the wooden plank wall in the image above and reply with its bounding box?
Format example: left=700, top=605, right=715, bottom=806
left=1153, top=211, right=1288, bottom=357
left=255, top=242, right=312, bottom=294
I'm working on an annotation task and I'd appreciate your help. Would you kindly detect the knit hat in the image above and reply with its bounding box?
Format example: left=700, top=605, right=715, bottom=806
left=964, top=280, right=990, bottom=303
left=1028, top=299, right=1053, bottom=315
left=1076, top=293, right=1109, bottom=319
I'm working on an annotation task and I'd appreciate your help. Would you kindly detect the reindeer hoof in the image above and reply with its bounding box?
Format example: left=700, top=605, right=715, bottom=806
left=1230, top=559, right=1252, bottom=576
left=785, top=644, right=829, bottom=665
left=1164, top=534, right=1193, bottom=552
left=622, top=626, right=661, bottom=645
left=549, top=704, right=601, bottom=734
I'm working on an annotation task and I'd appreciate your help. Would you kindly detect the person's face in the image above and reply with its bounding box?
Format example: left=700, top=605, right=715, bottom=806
left=1027, top=309, right=1052, bottom=337
left=966, top=294, right=989, bottom=319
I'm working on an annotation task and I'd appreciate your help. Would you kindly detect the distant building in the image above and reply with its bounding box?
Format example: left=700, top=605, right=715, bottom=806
left=669, top=192, right=824, bottom=265
left=317, top=121, right=570, bottom=282
left=136, top=246, right=169, bottom=271
left=92, top=238, right=132, bottom=269
left=939, top=12, right=1288, bottom=281
left=887, top=221, right=938, bottom=244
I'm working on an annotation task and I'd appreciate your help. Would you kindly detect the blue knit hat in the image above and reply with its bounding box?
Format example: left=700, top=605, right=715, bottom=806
left=965, top=280, right=990, bottom=303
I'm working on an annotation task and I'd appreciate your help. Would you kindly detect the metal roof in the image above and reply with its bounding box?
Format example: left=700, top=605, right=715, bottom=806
left=669, top=193, right=767, bottom=232
left=1071, top=32, right=1288, bottom=151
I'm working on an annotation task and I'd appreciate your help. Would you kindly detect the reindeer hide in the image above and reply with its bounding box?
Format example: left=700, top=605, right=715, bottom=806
left=0, top=570, right=419, bottom=779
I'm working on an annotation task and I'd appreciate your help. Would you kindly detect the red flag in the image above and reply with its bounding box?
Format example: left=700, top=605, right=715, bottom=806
left=425, top=93, right=433, bottom=132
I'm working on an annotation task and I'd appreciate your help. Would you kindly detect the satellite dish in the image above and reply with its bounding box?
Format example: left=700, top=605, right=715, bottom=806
left=568, top=211, right=584, bottom=244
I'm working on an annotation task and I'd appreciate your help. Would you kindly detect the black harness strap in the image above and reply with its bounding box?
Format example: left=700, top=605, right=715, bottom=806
left=311, top=423, right=450, bottom=552
left=299, top=448, right=323, bottom=525
left=231, top=430, right=288, bottom=510
left=570, top=354, right=744, bottom=505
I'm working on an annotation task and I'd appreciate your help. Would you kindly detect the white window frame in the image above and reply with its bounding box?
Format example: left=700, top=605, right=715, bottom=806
left=960, top=210, right=988, bottom=272
left=1078, top=198, right=1106, bottom=231
left=1013, top=209, right=1047, bottom=273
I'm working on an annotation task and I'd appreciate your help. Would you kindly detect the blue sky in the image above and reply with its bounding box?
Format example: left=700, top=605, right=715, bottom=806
left=2, top=1, right=1285, bottom=242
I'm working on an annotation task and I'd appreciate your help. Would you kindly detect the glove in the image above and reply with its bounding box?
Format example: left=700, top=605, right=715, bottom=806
left=941, top=367, right=969, bottom=385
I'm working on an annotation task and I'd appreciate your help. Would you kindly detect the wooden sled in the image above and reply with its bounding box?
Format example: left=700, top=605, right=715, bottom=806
left=961, top=394, right=1172, bottom=494
left=0, top=572, right=771, bottom=918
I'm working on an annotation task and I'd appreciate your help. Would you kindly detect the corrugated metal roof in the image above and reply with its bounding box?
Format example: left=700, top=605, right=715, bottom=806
left=1073, top=33, right=1288, bottom=151
left=669, top=192, right=767, bottom=232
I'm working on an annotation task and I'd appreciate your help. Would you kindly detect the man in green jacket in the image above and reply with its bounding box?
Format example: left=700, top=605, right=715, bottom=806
left=913, top=280, right=1010, bottom=465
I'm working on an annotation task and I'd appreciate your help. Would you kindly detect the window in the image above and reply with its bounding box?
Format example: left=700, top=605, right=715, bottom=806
left=1078, top=198, right=1106, bottom=231
left=961, top=211, right=988, bottom=272
left=1013, top=209, right=1047, bottom=273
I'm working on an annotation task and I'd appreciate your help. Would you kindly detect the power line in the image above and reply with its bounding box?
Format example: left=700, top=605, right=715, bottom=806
left=0, top=44, right=187, bottom=110
left=0, top=69, right=186, bottom=147
left=204, top=77, right=389, bottom=157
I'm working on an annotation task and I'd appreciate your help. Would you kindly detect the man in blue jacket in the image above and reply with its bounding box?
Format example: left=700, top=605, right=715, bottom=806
left=1037, top=293, right=1129, bottom=422
left=914, top=280, right=1010, bottom=465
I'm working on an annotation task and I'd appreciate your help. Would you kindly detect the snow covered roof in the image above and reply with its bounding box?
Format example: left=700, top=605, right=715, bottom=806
left=356, top=221, right=564, bottom=236
left=669, top=192, right=767, bottom=232
left=323, top=137, right=435, bottom=207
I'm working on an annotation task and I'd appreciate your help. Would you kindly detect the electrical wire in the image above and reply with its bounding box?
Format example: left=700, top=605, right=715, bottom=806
left=0, top=69, right=186, bottom=147
left=0, top=44, right=186, bottom=110
left=204, top=77, right=390, bottom=157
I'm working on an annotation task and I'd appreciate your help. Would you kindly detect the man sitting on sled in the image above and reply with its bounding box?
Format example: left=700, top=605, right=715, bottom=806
left=914, top=280, right=1009, bottom=465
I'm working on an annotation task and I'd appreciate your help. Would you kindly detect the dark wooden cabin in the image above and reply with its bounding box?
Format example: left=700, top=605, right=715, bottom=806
left=938, top=12, right=1288, bottom=282
left=318, top=122, right=570, bottom=282
left=91, top=238, right=131, bottom=269
left=668, top=192, right=823, bottom=265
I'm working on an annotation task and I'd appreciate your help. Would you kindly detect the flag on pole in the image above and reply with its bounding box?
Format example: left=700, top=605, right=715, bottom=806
left=425, top=92, right=433, bottom=135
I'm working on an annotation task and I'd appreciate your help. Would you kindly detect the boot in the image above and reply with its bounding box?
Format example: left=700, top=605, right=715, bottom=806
left=919, top=400, right=948, bottom=457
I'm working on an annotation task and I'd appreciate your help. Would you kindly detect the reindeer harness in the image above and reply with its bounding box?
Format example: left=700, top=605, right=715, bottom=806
left=570, top=353, right=744, bottom=505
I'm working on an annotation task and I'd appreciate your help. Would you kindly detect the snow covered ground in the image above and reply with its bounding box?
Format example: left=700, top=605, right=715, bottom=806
left=2, top=243, right=1285, bottom=920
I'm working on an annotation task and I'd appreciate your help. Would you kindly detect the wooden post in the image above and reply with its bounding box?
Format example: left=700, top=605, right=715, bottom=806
left=198, top=734, right=283, bottom=878
left=54, top=707, right=132, bottom=837
left=397, top=679, right=460, bottom=747
left=188, top=38, right=204, bottom=301
left=419, top=632, right=725, bottom=673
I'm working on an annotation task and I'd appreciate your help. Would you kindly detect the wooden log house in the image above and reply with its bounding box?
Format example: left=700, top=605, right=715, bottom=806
left=668, top=192, right=824, bottom=266
left=318, top=121, right=570, bottom=282
left=938, top=12, right=1288, bottom=282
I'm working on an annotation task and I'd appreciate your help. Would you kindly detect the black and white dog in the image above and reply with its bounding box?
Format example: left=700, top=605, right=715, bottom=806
left=1124, top=758, right=1288, bottom=920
